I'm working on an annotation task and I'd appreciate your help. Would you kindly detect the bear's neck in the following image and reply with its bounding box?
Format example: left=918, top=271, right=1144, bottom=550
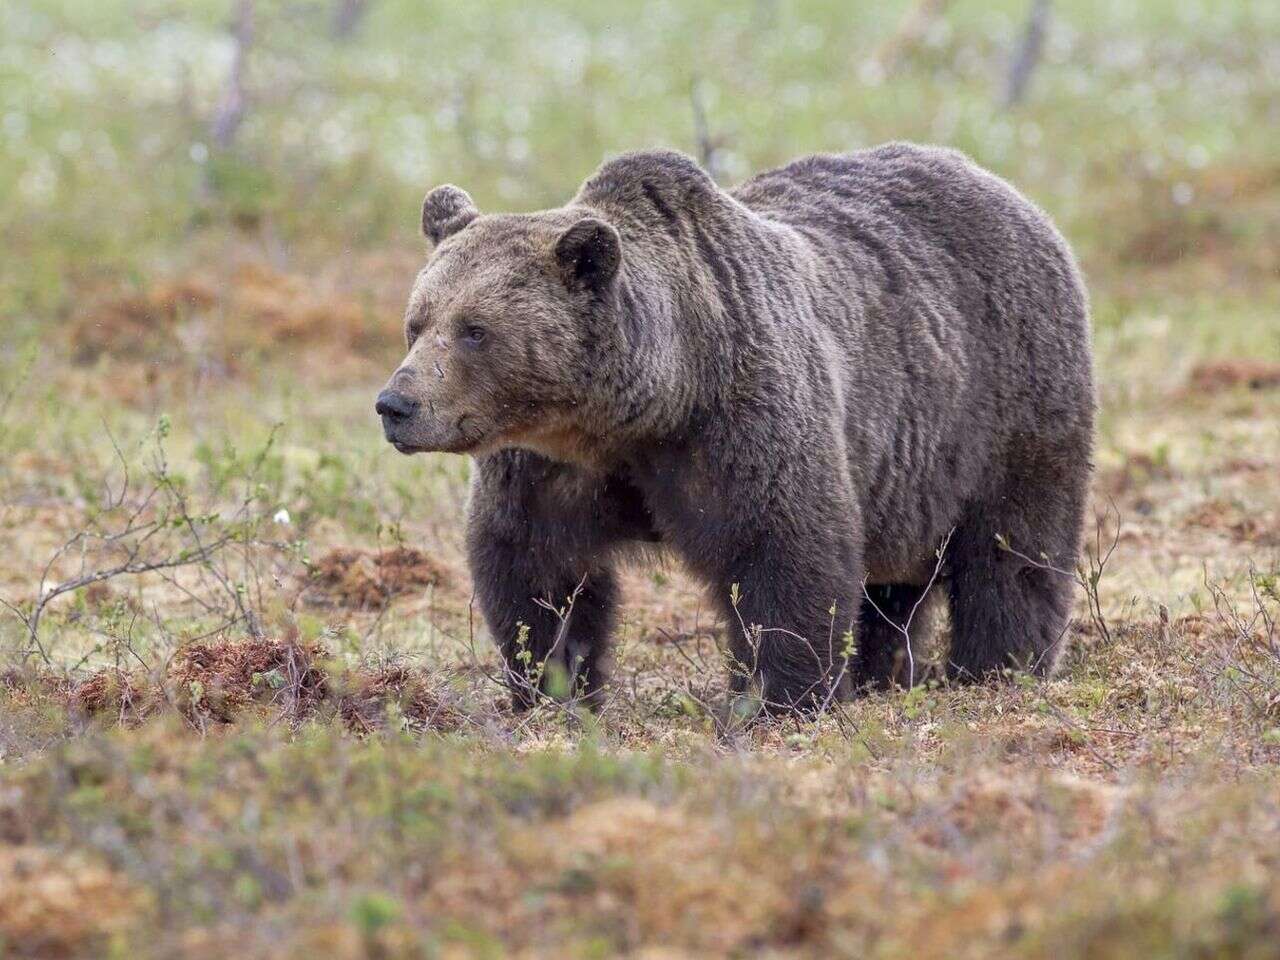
left=568, top=178, right=780, bottom=460
left=605, top=258, right=704, bottom=436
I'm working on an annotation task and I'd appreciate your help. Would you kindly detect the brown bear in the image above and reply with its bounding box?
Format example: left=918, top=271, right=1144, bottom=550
left=376, top=143, right=1094, bottom=712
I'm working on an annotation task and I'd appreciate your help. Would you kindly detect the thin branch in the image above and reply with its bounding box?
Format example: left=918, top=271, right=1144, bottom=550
left=690, top=77, right=728, bottom=183
left=861, top=528, right=954, bottom=691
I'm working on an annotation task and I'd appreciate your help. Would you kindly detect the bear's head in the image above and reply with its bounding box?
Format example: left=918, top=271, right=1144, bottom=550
left=376, top=185, right=623, bottom=461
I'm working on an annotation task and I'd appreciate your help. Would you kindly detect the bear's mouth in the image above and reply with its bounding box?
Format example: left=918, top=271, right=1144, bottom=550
left=390, top=425, right=487, bottom=456
left=392, top=438, right=480, bottom=455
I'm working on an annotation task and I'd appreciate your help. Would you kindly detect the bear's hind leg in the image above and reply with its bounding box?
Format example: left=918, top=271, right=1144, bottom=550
left=945, top=479, right=1084, bottom=681
left=853, top=583, right=939, bottom=690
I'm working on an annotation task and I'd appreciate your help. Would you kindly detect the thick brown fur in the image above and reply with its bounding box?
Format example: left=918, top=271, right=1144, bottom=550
left=377, top=143, right=1095, bottom=712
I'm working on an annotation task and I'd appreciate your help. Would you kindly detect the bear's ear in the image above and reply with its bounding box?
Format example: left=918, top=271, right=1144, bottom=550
left=554, top=217, right=622, bottom=289
left=421, top=185, right=479, bottom=246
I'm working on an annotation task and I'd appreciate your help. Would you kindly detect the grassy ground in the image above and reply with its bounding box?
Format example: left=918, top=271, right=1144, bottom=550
left=2, top=0, right=1280, bottom=957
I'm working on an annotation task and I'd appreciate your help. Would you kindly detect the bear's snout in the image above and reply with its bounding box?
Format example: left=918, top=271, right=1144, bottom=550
left=375, top=388, right=423, bottom=453
left=375, top=389, right=419, bottom=425
left=375, top=382, right=481, bottom=455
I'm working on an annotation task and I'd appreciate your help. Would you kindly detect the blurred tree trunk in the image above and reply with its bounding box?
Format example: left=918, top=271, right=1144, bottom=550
left=331, top=0, right=373, bottom=41
left=1002, top=0, right=1052, bottom=107
left=211, top=0, right=255, bottom=150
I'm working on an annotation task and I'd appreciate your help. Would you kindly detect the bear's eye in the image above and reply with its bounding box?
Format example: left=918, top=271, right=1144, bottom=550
left=460, top=325, right=487, bottom=347
left=405, top=317, right=428, bottom=348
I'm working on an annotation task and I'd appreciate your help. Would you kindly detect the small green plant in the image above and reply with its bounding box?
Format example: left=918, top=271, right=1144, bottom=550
left=350, top=891, right=401, bottom=940
left=901, top=680, right=940, bottom=720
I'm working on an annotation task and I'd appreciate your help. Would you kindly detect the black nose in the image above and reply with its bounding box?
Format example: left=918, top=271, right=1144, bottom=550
left=375, top=390, right=419, bottom=422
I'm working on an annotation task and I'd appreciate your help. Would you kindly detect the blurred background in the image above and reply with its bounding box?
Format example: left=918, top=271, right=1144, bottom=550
left=4, top=0, right=1278, bottom=324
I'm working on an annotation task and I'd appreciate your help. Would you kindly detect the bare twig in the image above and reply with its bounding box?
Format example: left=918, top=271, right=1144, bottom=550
left=690, top=77, right=729, bottom=183
left=1203, top=565, right=1280, bottom=734
left=861, top=528, right=954, bottom=691
left=996, top=503, right=1121, bottom=651
left=0, top=425, right=283, bottom=671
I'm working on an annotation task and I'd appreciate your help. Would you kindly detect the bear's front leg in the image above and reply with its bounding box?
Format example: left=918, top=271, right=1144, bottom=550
left=466, top=451, right=619, bottom=710
left=713, top=533, right=863, bottom=715
left=471, top=547, right=618, bottom=710
left=658, top=432, right=864, bottom=715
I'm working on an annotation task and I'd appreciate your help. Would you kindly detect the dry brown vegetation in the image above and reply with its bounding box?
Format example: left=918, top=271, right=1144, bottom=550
left=0, top=846, right=144, bottom=958
left=65, top=637, right=466, bottom=735
left=66, top=256, right=413, bottom=408
left=2, top=593, right=1278, bottom=957
left=308, top=546, right=453, bottom=609
left=1188, top=358, right=1280, bottom=395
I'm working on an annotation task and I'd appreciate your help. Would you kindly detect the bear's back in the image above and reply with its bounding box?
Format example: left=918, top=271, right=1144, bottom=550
left=733, top=142, right=1090, bottom=382
left=732, top=142, right=1068, bottom=277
